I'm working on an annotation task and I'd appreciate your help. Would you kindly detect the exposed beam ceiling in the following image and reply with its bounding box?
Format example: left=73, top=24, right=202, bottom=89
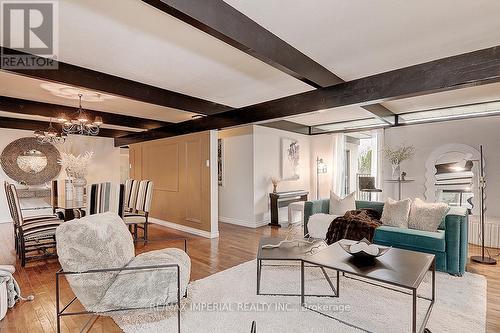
left=140, top=0, right=395, bottom=122
left=115, top=45, right=500, bottom=146
left=0, top=47, right=233, bottom=115
left=0, top=116, right=133, bottom=138
left=0, top=96, right=170, bottom=130
left=141, top=0, right=341, bottom=88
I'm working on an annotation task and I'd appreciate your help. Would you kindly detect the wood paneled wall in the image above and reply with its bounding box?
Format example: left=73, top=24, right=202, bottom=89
left=129, top=131, right=213, bottom=232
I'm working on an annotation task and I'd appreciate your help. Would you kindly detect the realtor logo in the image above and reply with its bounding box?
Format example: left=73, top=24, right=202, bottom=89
left=1, top=0, right=58, bottom=69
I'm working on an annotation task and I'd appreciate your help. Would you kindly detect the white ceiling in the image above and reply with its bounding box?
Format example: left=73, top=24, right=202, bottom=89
left=223, top=0, right=500, bottom=80
left=57, top=0, right=312, bottom=108
left=0, top=70, right=196, bottom=123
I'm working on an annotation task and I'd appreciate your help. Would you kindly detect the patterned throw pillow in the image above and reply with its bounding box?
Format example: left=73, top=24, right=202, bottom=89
left=380, top=198, right=412, bottom=228
left=329, top=191, right=356, bottom=216
left=408, top=198, right=449, bottom=232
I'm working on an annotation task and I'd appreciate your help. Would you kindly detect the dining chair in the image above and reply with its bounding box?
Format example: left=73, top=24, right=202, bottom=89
left=5, top=181, right=64, bottom=254
left=6, top=183, right=63, bottom=266
left=123, top=180, right=154, bottom=242
left=123, top=179, right=139, bottom=214
left=80, top=182, right=125, bottom=218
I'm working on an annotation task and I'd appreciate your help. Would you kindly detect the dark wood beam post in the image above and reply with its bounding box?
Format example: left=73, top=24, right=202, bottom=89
left=115, top=45, right=500, bottom=146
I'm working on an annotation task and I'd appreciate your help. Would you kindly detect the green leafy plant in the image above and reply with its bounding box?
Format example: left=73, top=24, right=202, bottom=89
left=358, top=148, right=372, bottom=174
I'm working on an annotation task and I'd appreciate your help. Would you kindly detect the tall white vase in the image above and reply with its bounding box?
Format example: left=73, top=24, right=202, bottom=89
left=391, top=164, right=401, bottom=180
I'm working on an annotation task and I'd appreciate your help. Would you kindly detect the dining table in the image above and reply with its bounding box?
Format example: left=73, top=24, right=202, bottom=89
left=52, top=192, right=86, bottom=221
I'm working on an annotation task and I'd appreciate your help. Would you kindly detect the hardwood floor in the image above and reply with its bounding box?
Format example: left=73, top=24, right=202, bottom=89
left=0, top=222, right=499, bottom=332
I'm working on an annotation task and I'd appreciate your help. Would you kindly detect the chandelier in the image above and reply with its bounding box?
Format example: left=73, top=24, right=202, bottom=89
left=34, top=118, right=67, bottom=144
left=57, top=94, right=103, bottom=136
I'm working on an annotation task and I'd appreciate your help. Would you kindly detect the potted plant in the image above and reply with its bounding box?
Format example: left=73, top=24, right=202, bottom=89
left=383, top=145, right=415, bottom=180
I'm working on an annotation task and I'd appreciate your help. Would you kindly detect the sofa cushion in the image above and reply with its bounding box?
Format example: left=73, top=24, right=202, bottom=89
left=329, top=191, right=356, bottom=215
left=355, top=201, right=384, bottom=215
left=307, top=213, right=339, bottom=239
left=373, top=226, right=446, bottom=252
left=408, top=198, right=449, bottom=232
left=380, top=198, right=411, bottom=228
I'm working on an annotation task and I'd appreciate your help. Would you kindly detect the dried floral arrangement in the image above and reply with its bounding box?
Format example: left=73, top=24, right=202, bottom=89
left=58, top=151, right=94, bottom=179
left=383, top=145, right=415, bottom=165
left=271, top=177, right=281, bottom=187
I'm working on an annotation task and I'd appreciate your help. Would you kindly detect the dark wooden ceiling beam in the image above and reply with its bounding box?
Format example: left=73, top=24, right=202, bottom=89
left=140, top=0, right=395, bottom=122
left=260, top=120, right=311, bottom=136
left=0, top=116, right=134, bottom=138
left=115, top=45, right=500, bottom=146
left=141, top=0, right=342, bottom=88
left=0, top=47, right=233, bottom=115
left=0, top=96, right=170, bottom=130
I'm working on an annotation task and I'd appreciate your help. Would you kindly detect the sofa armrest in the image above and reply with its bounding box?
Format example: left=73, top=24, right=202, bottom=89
left=303, top=199, right=330, bottom=236
left=443, top=208, right=468, bottom=275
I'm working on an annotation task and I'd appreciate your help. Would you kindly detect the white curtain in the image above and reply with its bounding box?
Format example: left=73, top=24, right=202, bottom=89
left=373, top=128, right=385, bottom=193
left=331, top=133, right=346, bottom=196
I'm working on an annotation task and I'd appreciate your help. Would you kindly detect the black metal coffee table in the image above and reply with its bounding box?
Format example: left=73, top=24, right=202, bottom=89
left=256, top=237, right=338, bottom=297
left=301, top=240, right=435, bottom=333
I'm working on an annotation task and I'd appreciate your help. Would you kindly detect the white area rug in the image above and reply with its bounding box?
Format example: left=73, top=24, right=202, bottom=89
left=113, top=260, right=486, bottom=333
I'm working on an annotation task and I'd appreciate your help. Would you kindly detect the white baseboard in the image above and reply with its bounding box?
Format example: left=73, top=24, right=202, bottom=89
left=150, top=218, right=219, bottom=239
left=219, top=216, right=270, bottom=228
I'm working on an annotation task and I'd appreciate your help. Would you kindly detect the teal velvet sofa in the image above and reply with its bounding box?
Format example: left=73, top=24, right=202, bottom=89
left=303, top=200, right=468, bottom=276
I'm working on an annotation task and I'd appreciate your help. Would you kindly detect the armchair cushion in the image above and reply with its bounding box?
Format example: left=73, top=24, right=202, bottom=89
left=56, top=212, right=135, bottom=310
left=96, top=248, right=190, bottom=312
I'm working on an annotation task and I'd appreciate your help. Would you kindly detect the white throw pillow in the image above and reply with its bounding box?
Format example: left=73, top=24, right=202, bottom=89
left=380, top=198, right=411, bottom=228
left=329, top=191, right=356, bottom=216
left=307, top=213, right=340, bottom=239
left=408, top=198, right=449, bottom=232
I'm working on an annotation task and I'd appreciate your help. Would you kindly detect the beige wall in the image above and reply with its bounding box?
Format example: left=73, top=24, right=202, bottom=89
left=129, top=131, right=214, bottom=233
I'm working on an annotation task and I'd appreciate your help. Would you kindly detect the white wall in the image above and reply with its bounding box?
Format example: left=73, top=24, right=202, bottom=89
left=0, top=128, right=121, bottom=223
left=253, top=125, right=311, bottom=225
left=218, top=125, right=311, bottom=227
left=383, top=116, right=500, bottom=220
left=218, top=126, right=255, bottom=226
left=310, top=135, right=334, bottom=200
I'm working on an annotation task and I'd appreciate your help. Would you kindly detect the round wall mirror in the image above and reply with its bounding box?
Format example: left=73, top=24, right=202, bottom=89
left=0, top=137, right=61, bottom=185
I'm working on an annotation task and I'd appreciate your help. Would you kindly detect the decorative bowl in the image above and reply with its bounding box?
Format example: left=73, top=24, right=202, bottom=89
left=339, top=238, right=390, bottom=258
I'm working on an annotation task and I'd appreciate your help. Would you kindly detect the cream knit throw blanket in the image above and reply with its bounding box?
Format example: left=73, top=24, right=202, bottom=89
left=0, top=265, right=34, bottom=308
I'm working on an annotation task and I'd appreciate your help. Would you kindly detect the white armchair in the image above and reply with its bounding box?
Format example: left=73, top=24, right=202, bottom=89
left=55, top=212, right=190, bottom=332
